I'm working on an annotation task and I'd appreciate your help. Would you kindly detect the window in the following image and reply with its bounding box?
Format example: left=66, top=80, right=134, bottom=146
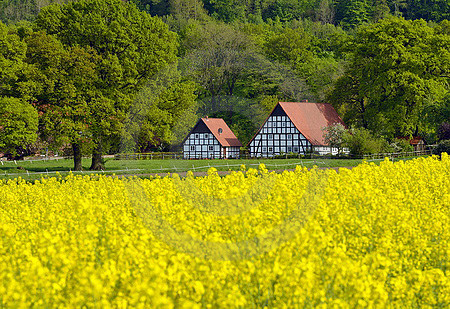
left=268, top=134, right=273, bottom=139
left=208, top=146, right=213, bottom=151
left=262, top=147, right=267, bottom=153
left=190, top=146, right=195, bottom=151
left=218, top=128, right=223, bottom=134
left=287, top=134, right=292, bottom=140
left=268, top=147, right=273, bottom=152
left=195, top=134, right=199, bottom=139
left=205, top=133, right=209, bottom=139
left=287, top=146, right=292, bottom=152
left=293, top=147, right=299, bottom=152
left=282, top=122, right=286, bottom=127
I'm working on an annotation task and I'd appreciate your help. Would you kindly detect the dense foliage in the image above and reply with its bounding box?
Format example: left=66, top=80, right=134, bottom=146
left=0, top=156, right=449, bottom=306
left=329, top=17, right=450, bottom=137
left=0, top=0, right=449, bottom=164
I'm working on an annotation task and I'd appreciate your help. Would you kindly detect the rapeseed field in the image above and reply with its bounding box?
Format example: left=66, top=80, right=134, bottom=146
left=1, top=155, right=449, bottom=307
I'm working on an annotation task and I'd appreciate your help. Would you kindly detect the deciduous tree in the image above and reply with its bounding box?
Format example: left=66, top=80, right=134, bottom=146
left=0, top=22, right=38, bottom=157
left=35, top=0, right=178, bottom=169
left=0, top=96, right=38, bottom=157
left=329, top=17, right=450, bottom=138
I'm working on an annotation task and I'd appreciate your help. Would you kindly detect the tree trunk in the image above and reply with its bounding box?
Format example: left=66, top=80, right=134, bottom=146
left=90, top=143, right=104, bottom=170
left=73, top=143, right=82, bottom=171
left=414, top=125, right=419, bottom=137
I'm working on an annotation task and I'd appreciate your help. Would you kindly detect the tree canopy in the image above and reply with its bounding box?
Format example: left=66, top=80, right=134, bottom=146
left=31, top=0, right=179, bottom=168
left=329, top=17, right=450, bottom=137
left=0, top=0, right=449, bottom=160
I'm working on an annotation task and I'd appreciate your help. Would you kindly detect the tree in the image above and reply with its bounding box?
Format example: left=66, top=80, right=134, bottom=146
left=322, top=122, right=346, bottom=155
left=202, top=0, right=246, bottom=22
left=122, top=64, right=198, bottom=152
left=0, top=22, right=38, bottom=157
left=388, top=0, right=407, bottom=17
left=343, top=127, right=389, bottom=156
left=34, top=0, right=178, bottom=169
left=183, top=22, right=256, bottom=111
left=406, top=0, right=450, bottom=22
left=329, top=17, right=450, bottom=138
left=371, top=0, right=390, bottom=22
left=130, top=0, right=171, bottom=16
left=334, top=0, right=371, bottom=29
left=315, top=0, right=335, bottom=24
left=0, top=21, right=28, bottom=98
left=0, top=97, right=38, bottom=157
left=264, top=26, right=312, bottom=66
left=0, top=0, right=73, bottom=24
left=438, top=122, right=450, bottom=141
left=261, top=0, right=317, bottom=23
left=22, top=29, right=100, bottom=170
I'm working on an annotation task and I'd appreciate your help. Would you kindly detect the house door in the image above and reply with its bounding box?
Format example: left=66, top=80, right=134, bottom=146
left=223, top=147, right=226, bottom=158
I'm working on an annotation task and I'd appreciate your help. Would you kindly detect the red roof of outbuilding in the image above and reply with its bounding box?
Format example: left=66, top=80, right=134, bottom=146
left=398, top=136, right=424, bottom=145
left=202, top=118, right=242, bottom=147
left=409, top=137, right=424, bottom=145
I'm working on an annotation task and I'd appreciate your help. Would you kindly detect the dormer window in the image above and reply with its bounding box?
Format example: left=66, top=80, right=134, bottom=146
left=218, top=128, right=223, bottom=134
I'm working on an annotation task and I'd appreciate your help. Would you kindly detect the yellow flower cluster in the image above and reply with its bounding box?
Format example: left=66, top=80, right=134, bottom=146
left=1, top=154, right=449, bottom=307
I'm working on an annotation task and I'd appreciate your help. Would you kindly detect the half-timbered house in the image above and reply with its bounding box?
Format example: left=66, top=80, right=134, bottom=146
left=248, top=101, right=346, bottom=157
left=183, top=118, right=242, bottom=159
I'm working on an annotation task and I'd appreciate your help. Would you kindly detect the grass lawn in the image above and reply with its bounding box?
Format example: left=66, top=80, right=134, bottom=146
left=0, top=155, right=412, bottom=181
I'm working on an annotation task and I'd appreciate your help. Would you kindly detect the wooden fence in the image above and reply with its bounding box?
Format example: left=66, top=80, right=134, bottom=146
left=363, top=149, right=433, bottom=160
left=114, top=148, right=434, bottom=161
left=114, top=152, right=183, bottom=160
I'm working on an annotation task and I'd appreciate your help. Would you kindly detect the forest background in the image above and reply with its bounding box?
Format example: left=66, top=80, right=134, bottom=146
left=0, top=0, right=449, bottom=170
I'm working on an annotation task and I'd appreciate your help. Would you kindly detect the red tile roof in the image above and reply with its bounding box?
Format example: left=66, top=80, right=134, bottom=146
left=202, top=118, right=242, bottom=147
left=279, top=102, right=345, bottom=146
left=398, top=136, right=424, bottom=145
left=409, top=137, right=424, bottom=145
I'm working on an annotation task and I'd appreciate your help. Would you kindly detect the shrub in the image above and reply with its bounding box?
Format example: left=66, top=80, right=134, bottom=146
left=437, top=122, right=450, bottom=141
left=432, top=140, right=450, bottom=156
left=343, top=127, right=388, bottom=157
left=390, top=139, right=414, bottom=153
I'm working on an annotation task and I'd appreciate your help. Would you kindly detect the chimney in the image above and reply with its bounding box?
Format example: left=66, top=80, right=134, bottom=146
left=301, top=99, right=308, bottom=103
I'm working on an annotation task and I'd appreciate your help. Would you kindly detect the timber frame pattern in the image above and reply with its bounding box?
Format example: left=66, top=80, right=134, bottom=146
left=249, top=104, right=312, bottom=157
